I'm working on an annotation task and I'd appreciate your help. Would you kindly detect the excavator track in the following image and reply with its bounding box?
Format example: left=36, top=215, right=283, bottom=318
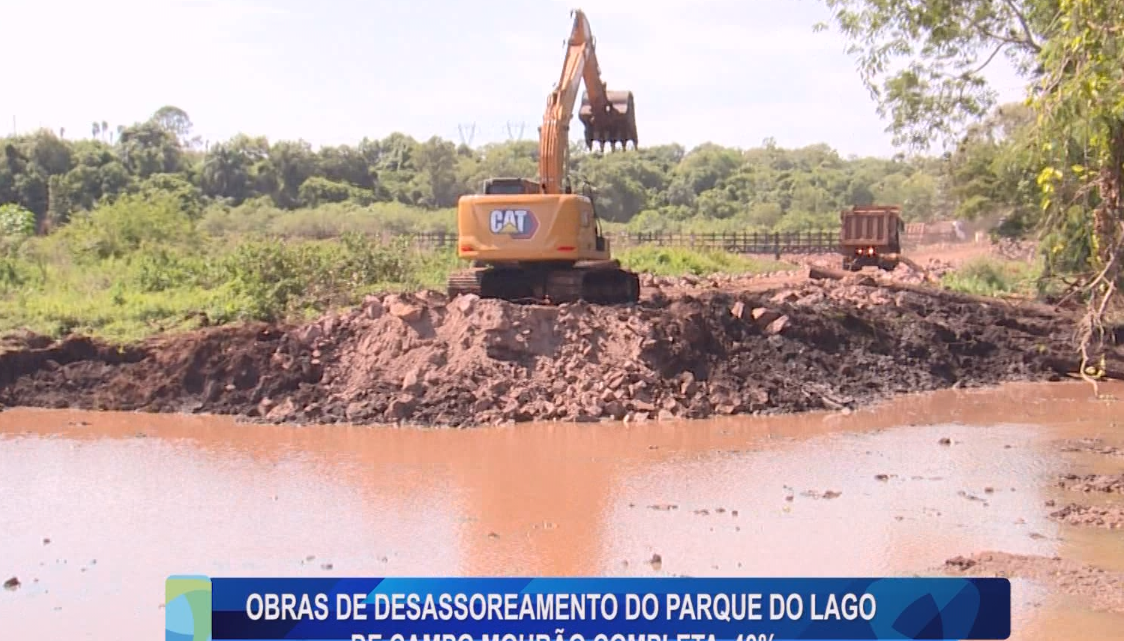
left=447, top=261, right=640, bottom=305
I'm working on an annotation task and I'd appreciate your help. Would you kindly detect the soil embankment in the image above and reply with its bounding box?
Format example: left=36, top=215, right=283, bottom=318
left=2, top=274, right=1119, bottom=427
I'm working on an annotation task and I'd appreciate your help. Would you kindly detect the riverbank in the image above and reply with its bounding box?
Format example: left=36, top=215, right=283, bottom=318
left=2, top=271, right=1118, bottom=427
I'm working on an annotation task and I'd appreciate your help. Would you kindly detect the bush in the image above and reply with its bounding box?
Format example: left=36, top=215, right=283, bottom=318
left=58, top=192, right=196, bottom=260
left=942, top=257, right=1041, bottom=297
left=617, top=246, right=793, bottom=277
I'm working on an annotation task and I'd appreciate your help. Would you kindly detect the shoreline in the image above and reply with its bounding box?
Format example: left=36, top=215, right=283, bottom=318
left=2, top=274, right=1118, bottom=428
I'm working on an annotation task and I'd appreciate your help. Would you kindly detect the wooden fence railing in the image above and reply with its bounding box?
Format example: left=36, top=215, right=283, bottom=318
left=389, top=230, right=967, bottom=256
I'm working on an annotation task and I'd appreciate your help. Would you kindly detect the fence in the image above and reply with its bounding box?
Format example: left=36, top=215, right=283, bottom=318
left=396, top=229, right=966, bottom=256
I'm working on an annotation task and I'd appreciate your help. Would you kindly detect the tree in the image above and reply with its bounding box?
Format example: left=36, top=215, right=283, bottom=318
left=815, top=0, right=1055, bottom=149
left=151, top=106, right=197, bottom=149
left=1032, top=0, right=1124, bottom=376
left=819, top=0, right=1123, bottom=376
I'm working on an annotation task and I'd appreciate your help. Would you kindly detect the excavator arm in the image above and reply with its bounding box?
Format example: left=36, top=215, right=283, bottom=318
left=538, top=9, right=638, bottom=195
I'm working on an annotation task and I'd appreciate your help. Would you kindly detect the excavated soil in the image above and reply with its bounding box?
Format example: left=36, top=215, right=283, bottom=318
left=1056, top=473, right=1124, bottom=494
left=940, top=552, right=1124, bottom=613
left=1048, top=503, right=1124, bottom=529
left=1, top=277, right=1121, bottom=427
left=1059, top=438, right=1124, bottom=457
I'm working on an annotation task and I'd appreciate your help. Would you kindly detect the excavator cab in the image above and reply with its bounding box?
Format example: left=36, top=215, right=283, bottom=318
left=578, top=181, right=608, bottom=252
left=481, top=177, right=541, bottom=195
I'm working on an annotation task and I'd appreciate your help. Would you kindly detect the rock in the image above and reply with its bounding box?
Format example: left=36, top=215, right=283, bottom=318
left=751, top=307, right=780, bottom=326
left=603, top=401, right=626, bottom=420
left=401, top=368, right=424, bottom=392
left=770, top=290, right=798, bottom=304
left=389, top=301, right=424, bottom=322
left=3, top=577, right=18, bottom=591
left=345, top=402, right=367, bottom=420
left=730, top=301, right=746, bottom=319
left=364, top=296, right=384, bottom=319
left=297, top=324, right=322, bottom=346
left=265, top=398, right=297, bottom=422
left=765, top=315, right=790, bottom=335
left=746, top=388, right=769, bottom=406
left=386, top=395, right=417, bottom=420
left=454, top=294, right=479, bottom=313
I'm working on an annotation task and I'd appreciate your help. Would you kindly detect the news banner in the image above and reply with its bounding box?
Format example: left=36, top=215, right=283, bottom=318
left=166, top=577, right=1011, bottom=641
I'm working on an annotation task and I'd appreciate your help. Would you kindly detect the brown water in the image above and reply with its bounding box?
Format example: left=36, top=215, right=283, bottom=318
left=1, top=380, right=1122, bottom=639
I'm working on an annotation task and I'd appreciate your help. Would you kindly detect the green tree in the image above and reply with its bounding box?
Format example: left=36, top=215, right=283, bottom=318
left=816, top=0, right=1054, bottom=149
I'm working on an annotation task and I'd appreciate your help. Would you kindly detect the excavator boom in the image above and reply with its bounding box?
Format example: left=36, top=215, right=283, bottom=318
left=447, top=8, right=641, bottom=306
left=539, top=8, right=638, bottom=194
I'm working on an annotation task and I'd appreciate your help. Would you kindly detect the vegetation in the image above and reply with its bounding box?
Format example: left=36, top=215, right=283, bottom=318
left=0, top=192, right=455, bottom=341
left=1, top=105, right=978, bottom=239
left=0, top=189, right=796, bottom=341
left=6, top=0, right=1121, bottom=351
left=942, top=257, right=1042, bottom=298
left=818, top=0, right=1124, bottom=376
left=616, top=247, right=793, bottom=278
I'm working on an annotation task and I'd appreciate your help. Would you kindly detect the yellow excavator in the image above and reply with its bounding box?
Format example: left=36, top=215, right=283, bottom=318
left=446, top=8, right=641, bottom=305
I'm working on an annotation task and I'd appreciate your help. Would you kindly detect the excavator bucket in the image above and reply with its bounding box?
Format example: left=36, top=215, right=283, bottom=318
left=579, top=90, right=637, bottom=151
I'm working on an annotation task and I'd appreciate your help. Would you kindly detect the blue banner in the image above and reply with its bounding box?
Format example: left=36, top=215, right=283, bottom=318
left=169, top=576, right=1011, bottom=641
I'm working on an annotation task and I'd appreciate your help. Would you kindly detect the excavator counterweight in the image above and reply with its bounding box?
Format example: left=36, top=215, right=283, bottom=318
left=446, top=8, right=641, bottom=306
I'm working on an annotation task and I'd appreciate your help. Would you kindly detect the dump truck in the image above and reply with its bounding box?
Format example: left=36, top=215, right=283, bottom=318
left=839, top=205, right=904, bottom=271
left=445, top=9, right=641, bottom=305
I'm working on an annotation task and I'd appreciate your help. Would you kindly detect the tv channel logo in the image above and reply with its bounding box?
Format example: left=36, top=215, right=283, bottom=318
left=166, top=575, right=212, bottom=641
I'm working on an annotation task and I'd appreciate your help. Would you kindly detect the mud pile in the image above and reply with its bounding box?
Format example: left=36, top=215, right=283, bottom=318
left=1049, top=503, right=1124, bottom=529
left=1, top=279, right=1118, bottom=427
left=941, top=552, right=1124, bottom=613
left=638, top=270, right=794, bottom=291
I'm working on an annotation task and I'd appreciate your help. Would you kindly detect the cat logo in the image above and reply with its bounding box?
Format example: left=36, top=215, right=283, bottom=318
left=488, top=209, right=538, bottom=239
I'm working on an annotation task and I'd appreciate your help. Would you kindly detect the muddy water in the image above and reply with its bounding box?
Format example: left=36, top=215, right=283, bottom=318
left=1, top=381, right=1122, bottom=639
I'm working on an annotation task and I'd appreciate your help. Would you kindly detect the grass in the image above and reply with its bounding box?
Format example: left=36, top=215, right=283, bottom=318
left=616, top=246, right=795, bottom=277
left=1, top=194, right=790, bottom=343
left=940, top=257, right=1043, bottom=298
left=0, top=238, right=462, bottom=343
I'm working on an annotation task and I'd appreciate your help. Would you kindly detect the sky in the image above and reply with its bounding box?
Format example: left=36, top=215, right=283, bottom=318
left=1, top=0, right=1030, bottom=158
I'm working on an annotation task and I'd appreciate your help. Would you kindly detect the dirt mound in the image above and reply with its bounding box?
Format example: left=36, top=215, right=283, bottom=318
left=0, top=279, right=1117, bottom=427
left=1057, top=473, right=1124, bottom=494
left=638, top=270, right=796, bottom=291
left=1059, top=438, right=1124, bottom=457
left=1049, top=503, right=1124, bottom=529
left=940, top=552, right=1124, bottom=613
